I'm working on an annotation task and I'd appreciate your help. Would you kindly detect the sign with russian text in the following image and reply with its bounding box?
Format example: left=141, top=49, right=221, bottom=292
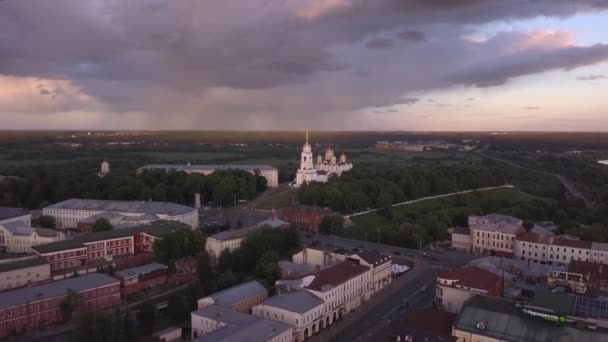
left=521, top=308, right=566, bottom=323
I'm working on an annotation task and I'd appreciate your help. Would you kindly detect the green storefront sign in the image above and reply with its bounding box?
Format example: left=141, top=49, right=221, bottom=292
left=521, top=308, right=566, bottom=323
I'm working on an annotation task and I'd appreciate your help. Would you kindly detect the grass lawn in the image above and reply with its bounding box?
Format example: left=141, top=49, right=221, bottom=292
left=345, top=187, right=554, bottom=242
left=255, top=188, right=298, bottom=209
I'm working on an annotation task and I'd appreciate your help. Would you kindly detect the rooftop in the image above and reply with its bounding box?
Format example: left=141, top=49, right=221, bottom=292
left=403, top=308, right=458, bottom=336
left=0, top=221, right=62, bottom=238
left=516, top=231, right=552, bottom=244
left=349, top=250, right=391, bottom=267
left=456, top=296, right=608, bottom=342
left=201, top=209, right=269, bottom=228
left=0, top=256, right=48, bottom=273
left=208, top=227, right=253, bottom=242
left=438, top=266, right=502, bottom=291
left=192, top=305, right=291, bottom=342
left=45, top=199, right=195, bottom=216
left=257, top=290, right=323, bottom=314
left=552, top=236, right=592, bottom=249
left=32, top=221, right=184, bottom=254
left=306, top=260, right=369, bottom=292
left=114, top=262, right=168, bottom=279
left=530, top=291, right=576, bottom=316
left=140, top=164, right=277, bottom=172
left=0, top=273, right=119, bottom=310
left=206, top=280, right=267, bottom=307
left=256, top=218, right=289, bottom=229
left=0, top=207, right=29, bottom=221
left=452, top=226, right=470, bottom=235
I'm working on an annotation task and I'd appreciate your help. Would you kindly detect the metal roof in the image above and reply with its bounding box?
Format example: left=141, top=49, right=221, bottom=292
left=45, top=199, right=195, bottom=216
left=0, top=221, right=62, bottom=238
left=456, top=296, right=608, bottom=342
left=257, top=290, right=323, bottom=314
left=0, top=207, right=29, bottom=221
left=115, top=262, right=168, bottom=279
left=32, top=221, right=183, bottom=254
left=207, top=280, right=267, bottom=307
left=192, top=305, right=291, bottom=342
left=0, top=257, right=48, bottom=273
left=208, top=227, right=253, bottom=241
left=0, top=273, right=119, bottom=310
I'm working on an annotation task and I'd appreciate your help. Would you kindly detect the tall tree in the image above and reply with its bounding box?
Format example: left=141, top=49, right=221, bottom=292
left=39, top=215, right=56, bottom=229
left=60, top=289, right=80, bottom=321
left=93, top=218, right=113, bottom=232
left=70, top=312, right=125, bottom=342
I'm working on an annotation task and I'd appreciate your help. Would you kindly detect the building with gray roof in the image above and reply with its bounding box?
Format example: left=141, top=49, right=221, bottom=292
left=43, top=199, right=198, bottom=230
left=0, top=221, right=66, bottom=253
left=0, top=256, right=51, bottom=291
left=191, top=304, right=293, bottom=342
left=0, top=207, right=30, bottom=224
left=138, top=164, right=279, bottom=187
left=197, top=280, right=268, bottom=313
left=0, top=273, right=119, bottom=310
left=115, top=262, right=168, bottom=280
left=256, top=290, right=324, bottom=314
left=453, top=295, right=608, bottom=342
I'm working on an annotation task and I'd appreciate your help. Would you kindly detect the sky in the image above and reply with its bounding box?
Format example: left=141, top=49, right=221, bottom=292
left=1, top=0, right=608, bottom=131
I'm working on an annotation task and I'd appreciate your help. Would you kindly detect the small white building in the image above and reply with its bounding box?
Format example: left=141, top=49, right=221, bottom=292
left=205, top=227, right=253, bottom=261
left=435, top=266, right=503, bottom=314
left=152, top=327, right=181, bottom=342
left=0, top=256, right=51, bottom=291
left=0, top=221, right=66, bottom=253
left=197, top=280, right=268, bottom=313
left=469, top=214, right=525, bottom=256
left=253, top=290, right=325, bottom=342
left=292, top=247, right=346, bottom=268
left=98, top=160, right=110, bottom=177
left=191, top=304, right=293, bottom=342
left=347, top=251, right=392, bottom=298
left=450, top=226, right=472, bottom=252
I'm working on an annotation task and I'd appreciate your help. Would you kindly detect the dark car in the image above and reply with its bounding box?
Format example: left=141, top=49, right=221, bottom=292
left=392, top=251, right=402, bottom=256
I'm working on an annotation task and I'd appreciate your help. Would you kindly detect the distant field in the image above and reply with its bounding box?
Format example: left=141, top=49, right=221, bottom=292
left=133, top=151, right=244, bottom=162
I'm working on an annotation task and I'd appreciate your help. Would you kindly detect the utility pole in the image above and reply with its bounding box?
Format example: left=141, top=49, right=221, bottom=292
left=377, top=227, right=380, bottom=244
left=419, top=240, right=422, bottom=257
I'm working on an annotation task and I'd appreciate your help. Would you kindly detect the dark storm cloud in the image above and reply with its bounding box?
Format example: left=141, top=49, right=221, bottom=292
left=576, top=74, right=608, bottom=80
left=366, top=38, right=394, bottom=49
left=1, top=0, right=608, bottom=128
left=447, top=44, right=608, bottom=87
left=397, top=30, right=426, bottom=42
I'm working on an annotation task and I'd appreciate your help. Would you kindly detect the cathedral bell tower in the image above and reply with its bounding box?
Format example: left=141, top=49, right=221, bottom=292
left=300, top=130, right=314, bottom=171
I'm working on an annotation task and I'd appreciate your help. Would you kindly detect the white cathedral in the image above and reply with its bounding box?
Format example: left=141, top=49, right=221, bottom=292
left=292, top=131, right=353, bottom=187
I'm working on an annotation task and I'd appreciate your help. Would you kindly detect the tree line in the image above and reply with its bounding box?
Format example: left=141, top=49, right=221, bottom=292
left=0, top=168, right=267, bottom=209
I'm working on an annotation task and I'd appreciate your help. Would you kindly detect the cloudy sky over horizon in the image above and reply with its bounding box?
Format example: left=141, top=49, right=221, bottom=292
left=1, top=0, right=608, bottom=131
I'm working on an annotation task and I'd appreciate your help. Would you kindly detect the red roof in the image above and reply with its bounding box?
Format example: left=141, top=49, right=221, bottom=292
left=552, top=237, right=592, bottom=249
left=306, top=260, right=369, bottom=292
left=438, top=266, right=502, bottom=291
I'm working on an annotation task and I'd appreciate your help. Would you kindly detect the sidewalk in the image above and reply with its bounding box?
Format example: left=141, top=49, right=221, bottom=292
left=308, top=261, right=430, bottom=342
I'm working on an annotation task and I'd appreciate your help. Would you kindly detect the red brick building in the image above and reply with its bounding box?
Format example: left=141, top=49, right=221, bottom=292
left=115, top=262, right=168, bottom=296
left=278, top=205, right=332, bottom=233
left=435, top=266, right=503, bottom=313
left=0, top=273, right=120, bottom=338
left=31, top=223, right=181, bottom=272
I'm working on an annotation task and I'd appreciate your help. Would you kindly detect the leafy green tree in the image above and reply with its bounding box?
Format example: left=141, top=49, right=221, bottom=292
left=167, top=294, right=189, bottom=322
left=39, top=215, right=56, bottom=229
left=60, top=289, right=80, bottom=321
left=93, top=218, right=113, bottom=232
left=319, top=214, right=345, bottom=235
left=153, top=228, right=204, bottom=263
left=217, top=270, right=239, bottom=290
left=197, top=251, right=214, bottom=283
left=70, top=312, right=125, bottom=342
left=138, top=301, right=157, bottom=334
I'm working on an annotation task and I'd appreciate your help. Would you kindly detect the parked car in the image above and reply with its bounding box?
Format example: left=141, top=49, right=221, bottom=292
left=420, top=285, right=429, bottom=293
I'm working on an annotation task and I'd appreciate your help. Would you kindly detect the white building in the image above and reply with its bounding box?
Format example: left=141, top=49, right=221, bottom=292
left=435, top=266, right=503, bottom=314
left=191, top=304, right=293, bottom=342
left=0, top=221, right=66, bottom=253
left=98, top=160, right=110, bottom=177
left=293, top=131, right=352, bottom=187
left=43, top=199, right=199, bottom=230
left=197, top=280, right=268, bottom=313
left=205, top=227, right=252, bottom=261
left=514, top=232, right=603, bottom=265
left=292, top=247, right=346, bottom=268
left=347, top=251, right=392, bottom=297
left=450, top=226, right=472, bottom=252
left=469, top=214, right=525, bottom=256
left=0, top=256, right=51, bottom=291
left=138, top=164, right=279, bottom=188
left=253, top=290, right=325, bottom=341
left=303, top=260, right=372, bottom=323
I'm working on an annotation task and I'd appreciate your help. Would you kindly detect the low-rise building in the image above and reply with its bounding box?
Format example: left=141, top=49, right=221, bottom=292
left=435, top=266, right=503, bottom=314
left=453, top=295, right=608, bottom=342
left=0, top=207, right=30, bottom=226
left=292, top=247, right=346, bottom=268
left=253, top=290, right=325, bottom=341
left=347, top=251, right=392, bottom=297
left=197, top=280, right=268, bottom=313
left=547, top=260, right=608, bottom=294
left=152, top=326, right=182, bottom=342
left=278, top=206, right=332, bottom=233
left=514, top=232, right=597, bottom=265
left=469, top=214, right=525, bottom=256
left=450, top=226, right=471, bottom=252
left=114, top=262, right=168, bottom=295
left=138, top=164, right=279, bottom=188
left=191, top=304, right=293, bottom=341
left=303, top=260, right=372, bottom=323
left=363, top=308, right=457, bottom=342
left=0, top=221, right=65, bottom=253
left=205, top=228, right=253, bottom=261
left=31, top=223, right=180, bottom=272
left=43, top=199, right=198, bottom=230
left=0, top=256, right=51, bottom=291
left=0, top=273, right=121, bottom=338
